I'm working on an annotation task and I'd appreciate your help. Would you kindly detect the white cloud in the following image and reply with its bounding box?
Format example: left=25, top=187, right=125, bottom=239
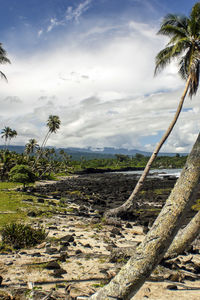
left=0, top=18, right=199, bottom=153
left=66, top=0, right=92, bottom=22
left=44, top=0, right=93, bottom=34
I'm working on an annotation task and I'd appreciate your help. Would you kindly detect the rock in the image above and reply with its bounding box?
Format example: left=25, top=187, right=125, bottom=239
left=48, top=226, right=58, bottom=230
left=0, top=275, right=3, bottom=285
left=45, top=261, right=61, bottom=270
left=59, top=253, right=69, bottom=262
left=37, top=198, right=45, bottom=203
left=45, top=247, right=58, bottom=254
left=31, top=252, right=42, bottom=257
left=125, top=222, right=132, bottom=228
left=27, top=211, right=37, bottom=217
left=60, top=241, right=70, bottom=247
left=75, top=249, right=83, bottom=255
left=111, top=227, right=122, bottom=236
left=60, top=245, right=68, bottom=252
left=84, top=243, right=92, bottom=248
left=166, top=284, right=178, bottom=290
left=60, top=234, right=74, bottom=243
left=52, top=268, right=67, bottom=278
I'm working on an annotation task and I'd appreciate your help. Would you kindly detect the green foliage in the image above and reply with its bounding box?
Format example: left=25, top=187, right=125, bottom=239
left=9, top=164, right=36, bottom=187
left=1, top=223, right=47, bottom=249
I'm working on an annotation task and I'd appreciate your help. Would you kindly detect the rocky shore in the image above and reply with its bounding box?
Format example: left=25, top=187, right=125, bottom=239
left=0, top=173, right=200, bottom=299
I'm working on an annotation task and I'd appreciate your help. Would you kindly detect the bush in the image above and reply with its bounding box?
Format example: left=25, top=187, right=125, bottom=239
left=9, top=164, right=36, bottom=188
left=1, top=223, right=47, bottom=249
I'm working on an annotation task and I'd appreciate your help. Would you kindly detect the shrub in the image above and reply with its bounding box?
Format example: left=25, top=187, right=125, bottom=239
left=9, top=164, right=36, bottom=188
left=1, top=223, right=47, bottom=249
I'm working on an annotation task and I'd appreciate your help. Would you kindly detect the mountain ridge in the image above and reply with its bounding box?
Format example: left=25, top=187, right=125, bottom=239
left=0, top=145, right=188, bottom=160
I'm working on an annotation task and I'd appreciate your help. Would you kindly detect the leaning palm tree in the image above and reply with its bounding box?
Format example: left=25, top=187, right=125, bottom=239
left=0, top=42, right=10, bottom=81
left=89, top=3, right=200, bottom=299
left=41, top=115, right=61, bottom=149
left=34, top=116, right=61, bottom=168
left=106, top=2, right=200, bottom=218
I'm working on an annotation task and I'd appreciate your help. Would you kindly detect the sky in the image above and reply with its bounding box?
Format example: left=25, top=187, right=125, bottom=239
left=0, top=0, right=199, bottom=153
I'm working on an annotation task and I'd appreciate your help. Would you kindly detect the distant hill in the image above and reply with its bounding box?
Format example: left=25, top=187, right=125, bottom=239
left=0, top=145, right=188, bottom=160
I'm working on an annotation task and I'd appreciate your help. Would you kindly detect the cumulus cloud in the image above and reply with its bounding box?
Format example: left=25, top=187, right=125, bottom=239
left=0, top=16, right=199, bottom=153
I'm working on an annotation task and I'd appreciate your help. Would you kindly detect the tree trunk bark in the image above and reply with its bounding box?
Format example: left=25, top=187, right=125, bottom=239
left=164, top=209, right=200, bottom=259
left=105, top=76, right=191, bottom=218
left=89, top=132, right=200, bottom=300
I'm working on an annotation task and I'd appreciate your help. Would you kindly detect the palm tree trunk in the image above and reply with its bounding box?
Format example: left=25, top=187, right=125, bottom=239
left=164, top=209, right=200, bottom=259
left=105, top=76, right=191, bottom=218
left=33, top=131, right=50, bottom=169
left=89, top=132, right=200, bottom=299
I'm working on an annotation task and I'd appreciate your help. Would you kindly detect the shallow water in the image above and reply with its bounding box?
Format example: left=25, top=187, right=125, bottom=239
left=115, top=168, right=182, bottom=178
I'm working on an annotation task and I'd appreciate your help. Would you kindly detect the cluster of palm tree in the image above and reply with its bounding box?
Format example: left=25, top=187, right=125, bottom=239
left=0, top=115, right=62, bottom=180
left=1, top=3, right=200, bottom=298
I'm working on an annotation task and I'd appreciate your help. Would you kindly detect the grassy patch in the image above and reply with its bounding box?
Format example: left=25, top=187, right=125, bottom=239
left=1, top=223, right=47, bottom=249
left=0, top=189, right=36, bottom=227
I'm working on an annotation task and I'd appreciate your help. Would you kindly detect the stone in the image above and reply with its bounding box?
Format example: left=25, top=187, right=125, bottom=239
left=166, top=284, right=178, bottom=290
left=111, top=227, right=122, bottom=236
left=84, top=243, right=92, bottom=248
left=52, top=268, right=67, bottom=278
left=45, top=247, right=58, bottom=254
left=125, top=222, right=132, bottom=228
left=45, top=261, right=61, bottom=270
left=27, top=211, right=37, bottom=217
left=37, top=198, right=45, bottom=203
left=60, top=234, right=74, bottom=243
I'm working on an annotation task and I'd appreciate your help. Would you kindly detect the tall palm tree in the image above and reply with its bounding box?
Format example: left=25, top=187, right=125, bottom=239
left=8, top=129, right=17, bottom=146
left=34, top=115, right=61, bottom=168
left=41, top=115, right=61, bottom=149
left=0, top=43, right=10, bottom=81
left=105, top=2, right=200, bottom=218
left=1, top=127, right=12, bottom=149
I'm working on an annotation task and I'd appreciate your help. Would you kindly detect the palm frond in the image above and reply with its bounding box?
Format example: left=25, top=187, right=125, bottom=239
left=154, top=46, right=174, bottom=75
left=160, top=14, right=188, bottom=30
left=0, top=71, right=8, bottom=81
left=158, top=24, right=187, bottom=39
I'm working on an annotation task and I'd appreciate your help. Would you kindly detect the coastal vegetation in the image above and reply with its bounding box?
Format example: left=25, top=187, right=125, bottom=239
left=0, top=3, right=200, bottom=299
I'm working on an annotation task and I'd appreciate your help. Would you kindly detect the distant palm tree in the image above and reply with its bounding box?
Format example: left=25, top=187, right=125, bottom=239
left=25, top=139, right=39, bottom=157
left=106, top=2, right=200, bottom=218
left=0, top=43, right=10, bottom=81
left=34, top=116, right=61, bottom=168
left=42, top=115, right=61, bottom=148
left=8, top=129, right=17, bottom=146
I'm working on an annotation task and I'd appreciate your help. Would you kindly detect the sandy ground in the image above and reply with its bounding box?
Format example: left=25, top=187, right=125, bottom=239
left=0, top=208, right=200, bottom=299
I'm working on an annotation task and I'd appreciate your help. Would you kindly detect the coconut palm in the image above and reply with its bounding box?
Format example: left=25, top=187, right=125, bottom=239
left=90, top=132, right=200, bottom=299
left=89, top=3, right=200, bottom=299
left=106, top=2, right=200, bottom=218
left=25, top=139, right=39, bottom=157
left=34, top=116, right=61, bottom=169
left=0, top=43, right=10, bottom=81
left=41, top=115, right=61, bottom=149
left=1, top=127, right=16, bottom=149
left=8, top=129, right=17, bottom=146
